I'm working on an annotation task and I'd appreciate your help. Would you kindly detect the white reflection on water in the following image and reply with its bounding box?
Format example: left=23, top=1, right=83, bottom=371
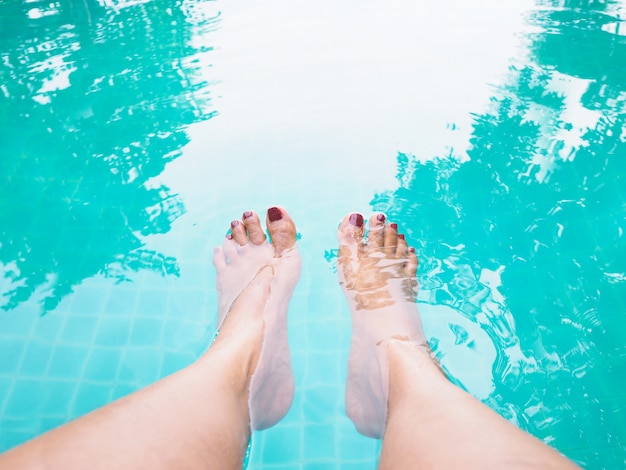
left=165, top=0, right=535, bottom=215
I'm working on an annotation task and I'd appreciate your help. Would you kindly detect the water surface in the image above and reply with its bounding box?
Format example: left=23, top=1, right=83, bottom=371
left=1, top=0, right=625, bottom=468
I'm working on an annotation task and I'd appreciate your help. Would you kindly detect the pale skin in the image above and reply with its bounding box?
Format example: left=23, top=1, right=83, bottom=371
left=0, top=207, right=579, bottom=469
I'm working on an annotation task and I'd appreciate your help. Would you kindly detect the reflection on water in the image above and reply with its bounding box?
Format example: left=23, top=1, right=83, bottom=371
left=0, top=0, right=218, bottom=312
left=372, top=0, right=626, bottom=463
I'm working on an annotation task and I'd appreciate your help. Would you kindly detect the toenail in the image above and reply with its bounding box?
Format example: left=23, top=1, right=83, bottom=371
left=227, top=233, right=233, bottom=240
left=398, top=234, right=405, bottom=240
left=231, top=220, right=239, bottom=228
left=409, top=247, right=415, bottom=253
left=349, top=213, right=364, bottom=227
left=268, top=207, right=283, bottom=222
left=243, top=211, right=253, bottom=219
left=377, top=214, right=386, bottom=223
left=389, top=223, right=398, bottom=230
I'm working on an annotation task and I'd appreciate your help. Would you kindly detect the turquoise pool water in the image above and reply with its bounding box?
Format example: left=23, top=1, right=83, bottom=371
left=1, top=0, right=625, bottom=468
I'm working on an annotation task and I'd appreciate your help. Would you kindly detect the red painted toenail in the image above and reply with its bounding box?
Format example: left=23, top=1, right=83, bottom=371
left=349, top=213, right=364, bottom=227
left=243, top=211, right=253, bottom=219
left=227, top=234, right=233, bottom=240
left=398, top=234, right=405, bottom=240
left=390, top=223, right=398, bottom=230
left=230, top=220, right=239, bottom=228
left=377, top=214, right=386, bottom=223
left=409, top=247, right=415, bottom=253
left=268, top=207, right=283, bottom=222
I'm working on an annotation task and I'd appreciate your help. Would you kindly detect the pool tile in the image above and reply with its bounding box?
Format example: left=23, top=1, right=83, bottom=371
left=306, top=319, right=342, bottom=352
left=40, top=380, right=77, bottom=415
left=0, top=339, right=26, bottom=374
left=130, top=317, right=164, bottom=346
left=19, top=340, right=53, bottom=376
left=111, top=382, right=139, bottom=401
left=38, top=415, right=67, bottom=434
left=4, top=379, right=45, bottom=418
left=335, top=462, right=376, bottom=470
left=302, top=386, right=342, bottom=425
left=60, top=315, right=99, bottom=345
left=32, top=314, right=65, bottom=342
left=301, top=463, right=337, bottom=470
left=0, top=376, right=14, bottom=412
left=336, top=426, right=378, bottom=461
left=94, top=316, right=132, bottom=347
left=104, top=286, right=140, bottom=316
left=0, top=428, right=34, bottom=452
left=162, top=318, right=202, bottom=349
left=304, top=353, right=341, bottom=386
left=71, top=382, right=112, bottom=417
left=47, top=344, right=88, bottom=379
left=166, top=288, right=207, bottom=318
left=260, top=466, right=303, bottom=470
left=0, top=310, right=35, bottom=336
left=118, top=347, right=162, bottom=385
left=280, top=389, right=304, bottom=425
left=83, top=348, right=122, bottom=382
left=260, top=425, right=303, bottom=464
left=69, top=283, right=110, bottom=316
left=303, top=425, right=335, bottom=462
left=136, top=288, right=169, bottom=316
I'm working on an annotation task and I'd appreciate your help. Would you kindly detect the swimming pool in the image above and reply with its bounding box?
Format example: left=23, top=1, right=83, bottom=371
left=1, top=0, right=625, bottom=467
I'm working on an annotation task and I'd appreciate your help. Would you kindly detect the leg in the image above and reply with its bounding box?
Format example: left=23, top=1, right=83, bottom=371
left=337, top=212, right=579, bottom=469
left=380, top=341, right=579, bottom=469
left=0, top=207, right=301, bottom=470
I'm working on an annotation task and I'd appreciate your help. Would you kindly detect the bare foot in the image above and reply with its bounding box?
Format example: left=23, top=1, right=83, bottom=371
left=212, top=207, right=301, bottom=430
left=337, top=212, right=427, bottom=438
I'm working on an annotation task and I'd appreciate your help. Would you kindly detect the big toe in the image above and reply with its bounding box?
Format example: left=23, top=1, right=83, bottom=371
left=266, top=206, right=297, bottom=256
left=337, top=212, right=365, bottom=249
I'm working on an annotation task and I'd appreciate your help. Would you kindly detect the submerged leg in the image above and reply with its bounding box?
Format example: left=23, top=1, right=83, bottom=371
left=0, top=207, right=301, bottom=470
left=337, top=212, right=579, bottom=469
left=214, top=207, right=301, bottom=430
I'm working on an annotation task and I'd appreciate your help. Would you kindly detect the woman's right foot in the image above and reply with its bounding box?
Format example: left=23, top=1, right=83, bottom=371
left=337, top=212, right=428, bottom=438
left=212, top=207, right=302, bottom=431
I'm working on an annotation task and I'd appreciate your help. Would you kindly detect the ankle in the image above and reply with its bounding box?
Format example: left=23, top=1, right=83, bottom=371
left=385, top=339, right=447, bottom=412
left=199, top=327, right=262, bottom=386
left=384, top=337, right=435, bottom=367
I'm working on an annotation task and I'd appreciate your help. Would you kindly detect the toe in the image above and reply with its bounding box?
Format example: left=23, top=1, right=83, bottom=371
left=212, top=246, right=228, bottom=272
left=338, top=212, right=365, bottom=249
left=222, top=235, right=239, bottom=261
left=366, top=213, right=385, bottom=249
left=405, top=247, right=419, bottom=277
left=266, top=206, right=297, bottom=256
left=242, top=210, right=267, bottom=245
left=230, top=219, right=248, bottom=246
left=395, top=234, right=408, bottom=258
left=337, top=212, right=365, bottom=285
left=383, top=223, right=398, bottom=255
